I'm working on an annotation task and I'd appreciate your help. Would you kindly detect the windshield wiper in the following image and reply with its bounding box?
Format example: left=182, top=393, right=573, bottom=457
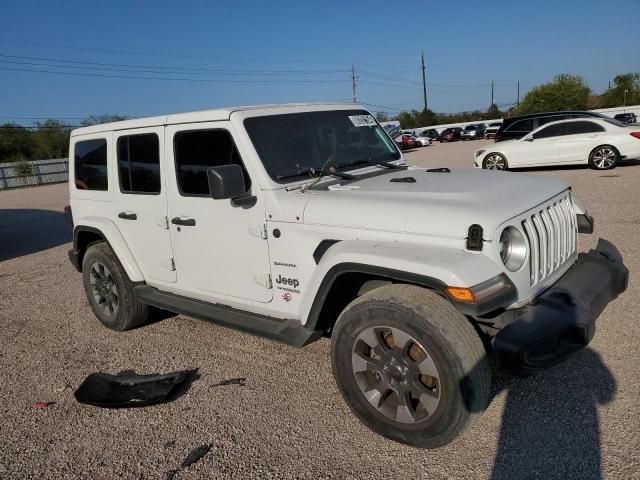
left=349, top=159, right=407, bottom=170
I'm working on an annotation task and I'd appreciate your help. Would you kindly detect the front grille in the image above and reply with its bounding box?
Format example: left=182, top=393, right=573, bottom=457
left=521, top=195, right=577, bottom=287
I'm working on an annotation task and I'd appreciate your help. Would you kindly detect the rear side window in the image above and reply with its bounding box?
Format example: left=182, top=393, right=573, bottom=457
left=75, top=139, right=108, bottom=190
left=174, top=129, right=251, bottom=196
left=564, top=121, right=605, bottom=135
left=117, top=134, right=161, bottom=194
left=537, top=115, right=567, bottom=127
left=506, top=119, right=534, bottom=133
left=534, top=123, right=565, bottom=139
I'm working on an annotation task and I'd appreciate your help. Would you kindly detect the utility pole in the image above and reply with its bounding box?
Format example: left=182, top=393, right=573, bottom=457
left=517, top=80, right=520, bottom=109
left=351, top=64, right=357, bottom=103
left=490, top=80, right=494, bottom=108
left=420, top=51, right=428, bottom=112
left=624, top=89, right=629, bottom=108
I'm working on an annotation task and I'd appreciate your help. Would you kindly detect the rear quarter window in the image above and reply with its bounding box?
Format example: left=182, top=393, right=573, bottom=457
left=75, top=139, right=108, bottom=190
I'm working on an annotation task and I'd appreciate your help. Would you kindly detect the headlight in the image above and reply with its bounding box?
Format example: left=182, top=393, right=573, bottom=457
left=475, top=149, right=485, bottom=157
left=499, top=226, right=527, bottom=271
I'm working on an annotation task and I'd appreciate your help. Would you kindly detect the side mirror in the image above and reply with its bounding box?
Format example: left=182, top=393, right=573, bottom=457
left=524, top=135, right=534, bottom=142
left=207, top=165, right=245, bottom=199
left=207, top=165, right=257, bottom=208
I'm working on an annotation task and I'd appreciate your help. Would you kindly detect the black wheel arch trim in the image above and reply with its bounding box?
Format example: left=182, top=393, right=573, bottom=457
left=69, top=225, right=108, bottom=272
left=304, top=263, right=516, bottom=331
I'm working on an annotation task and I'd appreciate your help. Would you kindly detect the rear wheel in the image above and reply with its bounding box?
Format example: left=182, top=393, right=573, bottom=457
left=331, top=285, right=490, bottom=448
left=82, top=242, right=149, bottom=331
left=482, top=153, right=508, bottom=170
left=589, top=145, right=619, bottom=170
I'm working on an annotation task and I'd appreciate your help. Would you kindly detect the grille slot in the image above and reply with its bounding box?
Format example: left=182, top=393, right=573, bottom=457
left=521, top=195, right=577, bottom=287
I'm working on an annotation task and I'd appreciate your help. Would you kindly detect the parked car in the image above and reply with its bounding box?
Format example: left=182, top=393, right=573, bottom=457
left=484, top=122, right=502, bottom=139
left=613, top=113, right=637, bottom=124
left=65, top=103, right=627, bottom=449
left=460, top=124, right=485, bottom=140
left=439, top=127, right=462, bottom=142
left=420, top=129, right=439, bottom=142
left=474, top=117, right=640, bottom=170
left=394, top=134, right=419, bottom=150
left=410, top=134, right=430, bottom=147
left=494, top=111, right=611, bottom=142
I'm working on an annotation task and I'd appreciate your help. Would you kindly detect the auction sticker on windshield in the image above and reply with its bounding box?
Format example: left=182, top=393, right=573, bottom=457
left=348, top=115, right=377, bottom=127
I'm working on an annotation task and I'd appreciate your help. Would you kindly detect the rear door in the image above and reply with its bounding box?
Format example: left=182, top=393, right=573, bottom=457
left=558, top=121, right=606, bottom=164
left=113, top=127, right=176, bottom=283
left=165, top=122, right=272, bottom=303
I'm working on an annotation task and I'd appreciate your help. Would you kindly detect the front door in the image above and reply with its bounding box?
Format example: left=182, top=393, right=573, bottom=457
left=514, top=123, right=564, bottom=167
left=113, top=127, right=176, bottom=283
left=165, top=122, right=272, bottom=303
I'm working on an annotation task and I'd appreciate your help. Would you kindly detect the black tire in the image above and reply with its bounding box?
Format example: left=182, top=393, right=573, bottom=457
left=82, top=242, right=149, bottom=331
left=331, top=284, right=490, bottom=448
left=588, top=145, right=619, bottom=170
left=482, top=152, right=508, bottom=170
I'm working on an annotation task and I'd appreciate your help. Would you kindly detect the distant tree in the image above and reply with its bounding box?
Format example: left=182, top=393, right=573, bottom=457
left=517, top=74, right=592, bottom=114
left=80, top=114, right=129, bottom=126
left=396, top=110, right=419, bottom=128
left=0, top=123, right=34, bottom=161
left=374, top=111, right=390, bottom=122
left=34, top=120, right=72, bottom=159
left=598, top=73, right=640, bottom=108
left=483, top=104, right=503, bottom=120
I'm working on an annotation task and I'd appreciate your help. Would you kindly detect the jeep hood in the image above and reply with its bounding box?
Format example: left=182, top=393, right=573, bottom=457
left=302, top=168, right=569, bottom=240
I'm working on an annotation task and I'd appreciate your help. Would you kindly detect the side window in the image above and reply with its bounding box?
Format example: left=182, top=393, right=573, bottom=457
left=564, top=121, right=605, bottom=135
left=174, top=129, right=251, bottom=197
left=117, top=134, right=161, bottom=194
left=537, top=115, right=565, bottom=127
left=75, top=139, right=108, bottom=190
left=506, top=119, right=533, bottom=133
left=533, top=123, right=565, bottom=139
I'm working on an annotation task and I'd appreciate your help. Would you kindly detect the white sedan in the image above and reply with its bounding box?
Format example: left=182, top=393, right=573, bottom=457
left=474, top=118, right=640, bottom=170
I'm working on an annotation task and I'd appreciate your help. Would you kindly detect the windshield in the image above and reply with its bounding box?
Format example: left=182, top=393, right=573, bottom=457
left=244, top=110, right=401, bottom=183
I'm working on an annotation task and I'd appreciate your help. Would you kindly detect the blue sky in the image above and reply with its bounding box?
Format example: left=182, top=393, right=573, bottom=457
left=1, top=0, right=638, bottom=125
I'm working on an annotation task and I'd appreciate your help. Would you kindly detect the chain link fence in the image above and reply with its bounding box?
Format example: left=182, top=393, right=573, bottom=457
left=0, top=158, right=69, bottom=189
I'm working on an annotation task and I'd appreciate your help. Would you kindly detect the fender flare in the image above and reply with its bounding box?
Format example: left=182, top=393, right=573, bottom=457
left=300, top=240, right=509, bottom=329
left=73, top=217, right=144, bottom=282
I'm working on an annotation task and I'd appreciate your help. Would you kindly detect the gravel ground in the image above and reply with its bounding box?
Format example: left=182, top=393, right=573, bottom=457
left=1, top=140, right=639, bottom=479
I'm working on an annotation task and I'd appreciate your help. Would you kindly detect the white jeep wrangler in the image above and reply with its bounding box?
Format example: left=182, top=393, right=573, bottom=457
left=66, top=104, right=628, bottom=448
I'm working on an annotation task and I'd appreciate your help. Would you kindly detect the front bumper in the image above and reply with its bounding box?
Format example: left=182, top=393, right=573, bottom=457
left=493, top=239, right=628, bottom=375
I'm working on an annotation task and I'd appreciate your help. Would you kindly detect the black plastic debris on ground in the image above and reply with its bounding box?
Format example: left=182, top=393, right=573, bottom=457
left=74, top=369, right=199, bottom=408
left=210, top=377, right=247, bottom=388
left=181, top=444, right=212, bottom=467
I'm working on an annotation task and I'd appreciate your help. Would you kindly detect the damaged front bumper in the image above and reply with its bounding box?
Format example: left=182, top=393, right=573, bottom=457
left=493, top=239, right=628, bottom=375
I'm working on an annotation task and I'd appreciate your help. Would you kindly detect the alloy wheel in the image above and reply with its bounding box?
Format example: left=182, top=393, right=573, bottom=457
left=484, top=154, right=506, bottom=170
left=351, top=326, right=441, bottom=424
left=592, top=148, right=616, bottom=169
left=89, top=262, right=119, bottom=318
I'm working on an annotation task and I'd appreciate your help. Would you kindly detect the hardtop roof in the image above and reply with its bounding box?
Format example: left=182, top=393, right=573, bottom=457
left=70, top=102, right=362, bottom=136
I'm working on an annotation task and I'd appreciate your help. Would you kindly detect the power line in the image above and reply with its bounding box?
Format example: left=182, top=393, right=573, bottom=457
left=0, top=53, right=350, bottom=76
left=0, top=66, right=350, bottom=84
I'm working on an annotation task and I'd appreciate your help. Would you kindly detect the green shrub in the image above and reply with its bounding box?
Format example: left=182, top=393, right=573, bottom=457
left=13, top=158, right=33, bottom=177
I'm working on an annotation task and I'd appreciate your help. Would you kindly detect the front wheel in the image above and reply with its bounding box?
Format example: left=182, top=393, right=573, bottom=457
left=331, top=285, right=490, bottom=448
left=589, top=145, right=619, bottom=170
left=482, top=152, right=508, bottom=170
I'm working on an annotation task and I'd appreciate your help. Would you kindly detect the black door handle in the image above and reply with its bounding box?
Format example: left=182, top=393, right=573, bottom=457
left=118, top=212, right=137, bottom=220
left=171, top=217, right=196, bottom=226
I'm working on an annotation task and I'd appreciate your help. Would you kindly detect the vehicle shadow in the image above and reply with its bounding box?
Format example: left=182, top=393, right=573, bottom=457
left=474, top=348, right=615, bottom=480
left=0, top=209, right=72, bottom=262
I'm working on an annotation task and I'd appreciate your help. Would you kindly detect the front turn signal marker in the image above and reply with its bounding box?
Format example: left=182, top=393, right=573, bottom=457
left=446, top=287, right=477, bottom=303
